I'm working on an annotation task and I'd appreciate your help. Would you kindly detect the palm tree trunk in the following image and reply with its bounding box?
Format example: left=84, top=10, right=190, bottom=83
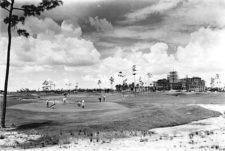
left=1, top=0, right=14, bottom=128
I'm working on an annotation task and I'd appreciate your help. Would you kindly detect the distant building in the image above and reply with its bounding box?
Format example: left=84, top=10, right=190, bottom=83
left=153, top=79, right=169, bottom=91
left=167, top=71, right=183, bottom=90
left=188, top=77, right=205, bottom=92
left=154, top=71, right=205, bottom=92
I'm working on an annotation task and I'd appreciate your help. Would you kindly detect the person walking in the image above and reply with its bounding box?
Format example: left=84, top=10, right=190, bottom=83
left=81, top=100, right=85, bottom=108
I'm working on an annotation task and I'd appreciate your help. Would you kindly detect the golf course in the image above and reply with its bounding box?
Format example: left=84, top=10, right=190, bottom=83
left=1, top=91, right=225, bottom=149
left=2, top=92, right=224, bottom=131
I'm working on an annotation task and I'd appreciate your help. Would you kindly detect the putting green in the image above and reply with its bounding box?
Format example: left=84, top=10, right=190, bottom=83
left=9, top=102, right=127, bottom=113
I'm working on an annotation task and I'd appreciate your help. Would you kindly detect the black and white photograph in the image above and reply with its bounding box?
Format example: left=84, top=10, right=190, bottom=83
left=0, top=0, right=225, bottom=150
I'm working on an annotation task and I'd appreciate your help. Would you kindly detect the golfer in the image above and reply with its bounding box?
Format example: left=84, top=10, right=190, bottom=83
left=81, top=100, right=85, bottom=108
left=63, top=97, right=67, bottom=104
left=46, top=99, right=49, bottom=108
left=77, top=100, right=81, bottom=107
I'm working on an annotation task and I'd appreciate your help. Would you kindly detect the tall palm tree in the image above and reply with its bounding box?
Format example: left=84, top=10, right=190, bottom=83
left=109, top=76, right=114, bottom=90
left=132, top=65, right=137, bottom=95
left=139, top=77, right=144, bottom=93
left=75, top=82, right=78, bottom=91
left=118, top=71, right=125, bottom=96
left=147, top=73, right=152, bottom=95
left=118, top=71, right=125, bottom=86
left=98, top=80, right=102, bottom=89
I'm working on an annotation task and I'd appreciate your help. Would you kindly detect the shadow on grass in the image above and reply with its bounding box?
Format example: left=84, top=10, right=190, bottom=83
left=16, top=121, right=57, bottom=130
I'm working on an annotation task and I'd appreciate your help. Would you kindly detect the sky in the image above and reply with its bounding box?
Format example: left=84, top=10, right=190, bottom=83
left=0, top=0, right=225, bottom=91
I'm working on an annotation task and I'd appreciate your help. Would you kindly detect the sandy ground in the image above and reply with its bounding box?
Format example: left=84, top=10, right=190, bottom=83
left=1, top=104, right=225, bottom=151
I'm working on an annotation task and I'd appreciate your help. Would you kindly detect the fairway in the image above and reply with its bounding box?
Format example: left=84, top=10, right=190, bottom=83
left=1, top=92, right=225, bottom=149
left=2, top=92, right=224, bottom=133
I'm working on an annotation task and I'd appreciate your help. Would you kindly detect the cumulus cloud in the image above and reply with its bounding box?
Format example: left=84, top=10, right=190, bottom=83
left=1, top=26, right=225, bottom=90
left=176, top=28, right=225, bottom=77
left=18, top=17, right=61, bottom=35
left=1, top=0, right=225, bottom=90
left=0, top=17, right=101, bottom=70
left=82, top=27, right=225, bottom=87
left=88, top=16, right=113, bottom=32
left=61, top=20, right=82, bottom=37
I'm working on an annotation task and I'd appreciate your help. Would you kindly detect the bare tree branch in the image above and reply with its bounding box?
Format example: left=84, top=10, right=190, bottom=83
left=13, top=7, right=24, bottom=11
left=2, top=7, right=9, bottom=12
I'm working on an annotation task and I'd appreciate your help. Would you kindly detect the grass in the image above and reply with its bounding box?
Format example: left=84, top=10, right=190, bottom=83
left=0, top=92, right=224, bottom=148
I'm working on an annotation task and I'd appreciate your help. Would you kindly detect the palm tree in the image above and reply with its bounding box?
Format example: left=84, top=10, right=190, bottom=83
left=75, top=82, right=78, bottom=91
left=97, top=79, right=102, bottom=94
left=98, top=80, right=102, bottom=89
left=118, top=71, right=125, bottom=86
left=118, top=71, right=125, bottom=97
left=109, top=76, right=114, bottom=90
left=139, top=77, right=144, bottom=93
left=147, top=73, right=152, bottom=95
left=132, top=65, right=137, bottom=95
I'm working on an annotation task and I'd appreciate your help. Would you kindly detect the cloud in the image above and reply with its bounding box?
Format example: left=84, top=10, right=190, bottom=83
left=168, top=0, right=225, bottom=28
left=61, top=20, right=82, bottom=37
left=121, top=0, right=186, bottom=24
left=0, top=17, right=101, bottom=69
left=82, top=27, right=225, bottom=87
left=19, top=17, right=61, bottom=35
left=107, top=0, right=225, bottom=50
left=88, top=16, right=113, bottom=32
left=1, top=26, right=225, bottom=90
left=176, top=28, right=225, bottom=75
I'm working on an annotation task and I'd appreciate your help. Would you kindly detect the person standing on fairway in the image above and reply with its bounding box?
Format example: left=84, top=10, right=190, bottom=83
left=63, top=97, right=67, bottom=104
left=46, top=99, right=49, bottom=108
left=63, top=93, right=68, bottom=104
left=81, top=100, right=85, bottom=108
